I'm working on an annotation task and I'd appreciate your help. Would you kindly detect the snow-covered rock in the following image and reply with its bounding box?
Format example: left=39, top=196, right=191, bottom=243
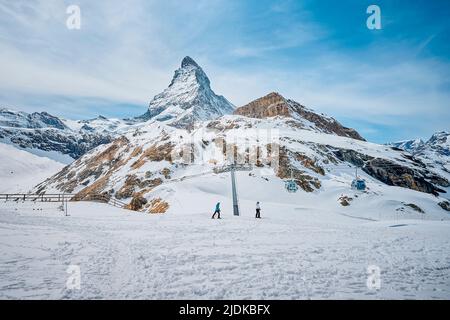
left=138, top=56, right=235, bottom=127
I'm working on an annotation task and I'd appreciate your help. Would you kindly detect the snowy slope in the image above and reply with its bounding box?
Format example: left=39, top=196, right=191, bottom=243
left=2, top=139, right=450, bottom=299
left=1, top=190, right=449, bottom=299
left=138, top=56, right=235, bottom=127
left=0, top=142, right=65, bottom=193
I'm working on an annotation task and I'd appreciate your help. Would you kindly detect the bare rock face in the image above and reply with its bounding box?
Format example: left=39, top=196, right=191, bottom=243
left=338, top=195, right=353, bottom=206
left=115, top=175, right=140, bottom=200
left=439, top=201, right=450, bottom=211
left=333, top=148, right=447, bottom=196
left=233, top=92, right=365, bottom=141
left=234, top=92, right=291, bottom=119
left=404, top=203, right=425, bottom=213
left=126, top=195, right=147, bottom=211
left=147, top=198, right=170, bottom=214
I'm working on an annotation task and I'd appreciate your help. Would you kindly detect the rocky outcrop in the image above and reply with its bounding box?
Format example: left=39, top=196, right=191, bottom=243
left=333, top=148, right=447, bottom=196
left=234, top=92, right=291, bottom=119
left=126, top=195, right=148, bottom=211
left=338, top=195, right=353, bottom=206
left=147, top=198, right=170, bottom=214
left=115, top=175, right=141, bottom=199
left=404, top=203, right=425, bottom=213
left=439, top=201, right=450, bottom=211
left=233, top=92, right=365, bottom=141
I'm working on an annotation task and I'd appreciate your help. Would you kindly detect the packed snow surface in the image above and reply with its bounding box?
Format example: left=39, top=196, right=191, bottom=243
left=0, top=143, right=65, bottom=193
left=1, top=171, right=449, bottom=299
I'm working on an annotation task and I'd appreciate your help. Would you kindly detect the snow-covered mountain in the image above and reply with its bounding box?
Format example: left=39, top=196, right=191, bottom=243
left=35, top=92, right=449, bottom=214
left=0, top=108, right=131, bottom=161
left=138, top=56, right=235, bottom=128
left=388, top=131, right=450, bottom=183
left=389, top=132, right=449, bottom=156
left=416, top=131, right=450, bottom=157
left=388, top=138, right=425, bottom=153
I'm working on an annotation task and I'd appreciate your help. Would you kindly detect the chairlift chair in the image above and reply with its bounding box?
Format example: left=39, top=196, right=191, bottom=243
left=351, top=167, right=367, bottom=191
left=285, top=170, right=299, bottom=193
left=351, top=178, right=366, bottom=191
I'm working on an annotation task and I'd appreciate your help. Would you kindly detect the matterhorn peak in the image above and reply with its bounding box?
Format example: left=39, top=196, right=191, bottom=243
left=138, top=57, right=234, bottom=127
left=181, top=56, right=200, bottom=68
left=169, top=56, right=210, bottom=89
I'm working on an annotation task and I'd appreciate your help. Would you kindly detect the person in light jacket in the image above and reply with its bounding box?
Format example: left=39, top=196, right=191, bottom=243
left=256, top=201, right=261, bottom=219
left=212, top=202, right=221, bottom=219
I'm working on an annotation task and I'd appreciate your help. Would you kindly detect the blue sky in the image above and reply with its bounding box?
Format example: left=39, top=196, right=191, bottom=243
left=0, top=0, right=449, bottom=143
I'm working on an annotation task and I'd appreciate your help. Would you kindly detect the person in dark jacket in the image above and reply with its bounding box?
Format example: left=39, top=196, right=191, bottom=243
left=256, top=201, right=261, bottom=219
left=212, top=202, right=221, bottom=219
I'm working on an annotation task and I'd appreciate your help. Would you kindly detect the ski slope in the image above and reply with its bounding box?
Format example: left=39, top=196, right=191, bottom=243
left=1, top=170, right=449, bottom=299
left=0, top=143, right=65, bottom=193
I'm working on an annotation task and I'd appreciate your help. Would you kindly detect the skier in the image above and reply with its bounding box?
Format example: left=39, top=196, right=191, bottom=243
left=256, top=201, right=261, bottom=219
left=212, top=202, right=221, bottom=219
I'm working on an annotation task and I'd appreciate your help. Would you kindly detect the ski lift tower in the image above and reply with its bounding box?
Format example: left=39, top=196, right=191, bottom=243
left=214, top=163, right=253, bottom=216
left=230, top=164, right=239, bottom=216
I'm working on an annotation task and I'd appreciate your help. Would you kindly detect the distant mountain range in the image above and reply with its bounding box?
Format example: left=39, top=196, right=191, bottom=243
left=388, top=131, right=450, bottom=157
left=388, top=131, right=450, bottom=182
left=0, top=108, right=127, bottom=161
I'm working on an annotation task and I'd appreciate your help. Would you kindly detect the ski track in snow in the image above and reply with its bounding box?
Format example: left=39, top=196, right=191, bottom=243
left=1, top=202, right=449, bottom=299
